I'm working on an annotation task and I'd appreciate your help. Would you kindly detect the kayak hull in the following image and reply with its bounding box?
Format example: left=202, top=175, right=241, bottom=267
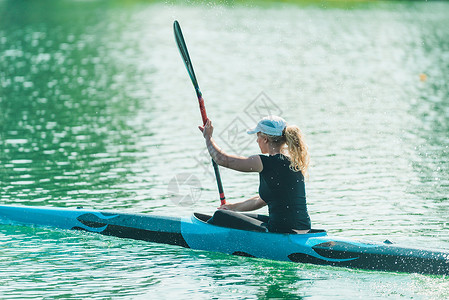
left=1, top=205, right=448, bottom=275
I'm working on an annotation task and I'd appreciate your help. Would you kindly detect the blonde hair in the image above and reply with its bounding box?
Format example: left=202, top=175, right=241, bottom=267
left=261, top=125, right=310, bottom=176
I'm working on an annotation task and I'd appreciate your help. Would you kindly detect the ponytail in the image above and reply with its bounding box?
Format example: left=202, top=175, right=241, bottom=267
left=259, top=124, right=310, bottom=176
left=284, top=125, right=309, bottom=176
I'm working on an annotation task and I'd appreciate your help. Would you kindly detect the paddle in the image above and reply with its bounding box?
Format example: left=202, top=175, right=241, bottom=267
left=173, top=20, right=226, bottom=205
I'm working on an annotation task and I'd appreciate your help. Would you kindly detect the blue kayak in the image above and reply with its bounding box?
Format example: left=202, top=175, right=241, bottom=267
left=0, top=205, right=448, bottom=275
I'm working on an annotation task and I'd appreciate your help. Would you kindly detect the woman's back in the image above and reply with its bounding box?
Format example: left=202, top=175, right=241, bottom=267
left=259, top=154, right=310, bottom=232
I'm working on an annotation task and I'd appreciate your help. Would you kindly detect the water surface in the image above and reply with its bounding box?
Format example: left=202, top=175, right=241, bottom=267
left=1, top=0, right=449, bottom=299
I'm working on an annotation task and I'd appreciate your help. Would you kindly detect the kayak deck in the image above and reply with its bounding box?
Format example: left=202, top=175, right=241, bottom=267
left=0, top=205, right=448, bottom=276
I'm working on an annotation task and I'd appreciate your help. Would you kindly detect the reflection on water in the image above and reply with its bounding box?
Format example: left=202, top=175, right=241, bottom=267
left=0, top=0, right=449, bottom=299
left=404, top=11, right=449, bottom=241
left=3, top=225, right=448, bottom=299
left=0, top=0, right=158, bottom=208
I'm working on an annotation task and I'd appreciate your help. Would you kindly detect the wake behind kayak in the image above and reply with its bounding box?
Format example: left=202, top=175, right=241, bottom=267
left=0, top=205, right=448, bottom=276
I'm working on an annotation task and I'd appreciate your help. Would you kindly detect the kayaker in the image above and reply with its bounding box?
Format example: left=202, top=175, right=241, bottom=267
left=198, top=115, right=311, bottom=234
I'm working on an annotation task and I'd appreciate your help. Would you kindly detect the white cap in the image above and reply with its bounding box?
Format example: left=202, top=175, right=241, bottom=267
left=247, top=116, right=287, bottom=136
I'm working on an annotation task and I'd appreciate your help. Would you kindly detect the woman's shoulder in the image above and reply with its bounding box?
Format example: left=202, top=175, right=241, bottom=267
left=264, top=153, right=290, bottom=160
left=259, top=153, right=290, bottom=167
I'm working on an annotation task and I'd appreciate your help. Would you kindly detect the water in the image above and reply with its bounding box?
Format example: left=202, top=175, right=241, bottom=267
left=1, top=0, right=449, bottom=298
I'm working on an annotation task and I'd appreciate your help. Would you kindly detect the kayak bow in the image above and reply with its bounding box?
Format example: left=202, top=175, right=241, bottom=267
left=1, top=205, right=448, bottom=275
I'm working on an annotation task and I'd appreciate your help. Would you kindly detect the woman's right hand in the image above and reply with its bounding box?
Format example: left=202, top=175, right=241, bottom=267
left=218, top=203, right=235, bottom=211
left=218, top=196, right=266, bottom=212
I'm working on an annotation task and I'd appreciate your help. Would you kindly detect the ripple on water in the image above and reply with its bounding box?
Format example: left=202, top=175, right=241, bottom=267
left=1, top=1, right=449, bottom=299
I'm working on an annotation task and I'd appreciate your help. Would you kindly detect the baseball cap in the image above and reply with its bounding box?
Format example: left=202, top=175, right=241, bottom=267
left=247, top=116, right=287, bottom=136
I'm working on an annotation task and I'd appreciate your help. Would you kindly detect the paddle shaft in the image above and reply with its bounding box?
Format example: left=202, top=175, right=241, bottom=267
left=197, top=94, right=226, bottom=205
left=174, top=20, right=226, bottom=205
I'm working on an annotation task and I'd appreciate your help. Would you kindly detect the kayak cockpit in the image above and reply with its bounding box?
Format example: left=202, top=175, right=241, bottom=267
left=193, top=212, right=326, bottom=234
left=193, top=212, right=212, bottom=223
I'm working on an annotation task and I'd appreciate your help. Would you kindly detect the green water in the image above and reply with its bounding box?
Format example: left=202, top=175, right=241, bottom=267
left=1, top=0, right=449, bottom=298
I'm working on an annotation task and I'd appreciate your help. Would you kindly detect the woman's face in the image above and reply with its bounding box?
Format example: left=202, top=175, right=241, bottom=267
left=256, top=132, right=269, bottom=154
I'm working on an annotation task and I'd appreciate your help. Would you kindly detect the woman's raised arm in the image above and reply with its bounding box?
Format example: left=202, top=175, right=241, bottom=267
left=199, top=120, right=263, bottom=173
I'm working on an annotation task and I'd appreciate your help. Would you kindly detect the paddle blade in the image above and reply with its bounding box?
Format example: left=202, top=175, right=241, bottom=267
left=174, top=20, right=201, bottom=96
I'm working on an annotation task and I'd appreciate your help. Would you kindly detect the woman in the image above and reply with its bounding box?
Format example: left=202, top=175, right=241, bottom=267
left=198, top=115, right=311, bottom=233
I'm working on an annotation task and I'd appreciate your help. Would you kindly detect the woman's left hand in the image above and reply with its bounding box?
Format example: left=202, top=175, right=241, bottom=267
left=198, top=119, right=214, bottom=140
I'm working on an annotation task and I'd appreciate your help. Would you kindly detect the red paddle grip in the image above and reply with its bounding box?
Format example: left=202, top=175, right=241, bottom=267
left=198, top=96, right=208, bottom=125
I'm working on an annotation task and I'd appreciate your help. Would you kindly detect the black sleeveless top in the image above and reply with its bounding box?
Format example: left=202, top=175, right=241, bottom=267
left=259, top=154, right=311, bottom=232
